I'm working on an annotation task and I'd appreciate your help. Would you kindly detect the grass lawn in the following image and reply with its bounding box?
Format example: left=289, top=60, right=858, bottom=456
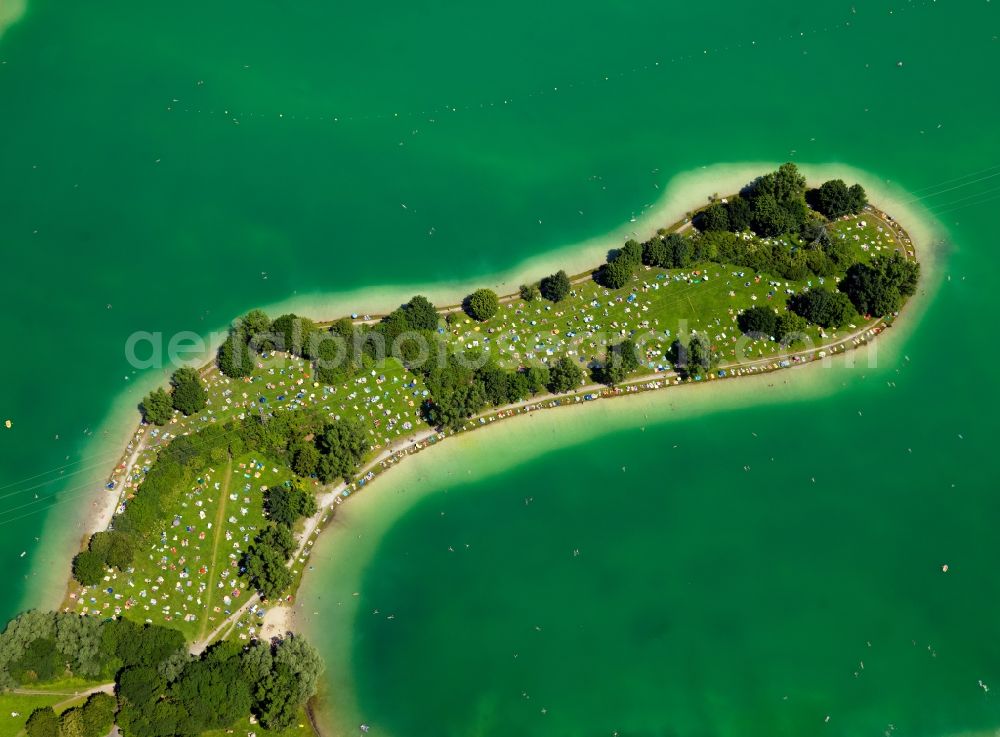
left=71, top=452, right=291, bottom=639
left=0, top=686, right=96, bottom=737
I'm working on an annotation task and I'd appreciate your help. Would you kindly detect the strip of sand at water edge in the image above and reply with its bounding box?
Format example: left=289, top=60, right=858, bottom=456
left=0, top=0, right=27, bottom=42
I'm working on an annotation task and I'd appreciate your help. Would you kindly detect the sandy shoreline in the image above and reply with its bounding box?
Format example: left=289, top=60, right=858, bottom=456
left=0, top=0, right=26, bottom=41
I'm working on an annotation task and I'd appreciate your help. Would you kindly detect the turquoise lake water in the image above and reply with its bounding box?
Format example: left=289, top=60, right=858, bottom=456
left=1, top=0, right=998, bottom=734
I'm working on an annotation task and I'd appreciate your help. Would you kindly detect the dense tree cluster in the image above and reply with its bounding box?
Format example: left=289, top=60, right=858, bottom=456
left=414, top=347, right=552, bottom=431
left=808, top=179, right=868, bottom=219
left=4, top=610, right=324, bottom=737
left=788, top=289, right=858, bottom=328
left=464, top=288, right=499, bottom=321
left=642, top=233, right=701, bottom=270
left=25, top=692, right=115, bottom=737
left=693, top=163, right=810, bottom=237
left=838, top=252, right=919, bottom=317
left=0, top=613, right=182, bottom=689
left=539, top=270, right=571, bottom=302
left=519, top=283, right=540, bottom=302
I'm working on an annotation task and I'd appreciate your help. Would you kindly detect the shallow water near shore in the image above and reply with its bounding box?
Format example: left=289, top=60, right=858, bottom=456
left=1, top=0, right=998, bottom=735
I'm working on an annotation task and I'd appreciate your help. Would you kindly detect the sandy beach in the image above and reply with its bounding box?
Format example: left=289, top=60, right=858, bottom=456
left=0, top=0, right=26, bottom=42
left=259, top=605, right=296, bottom=641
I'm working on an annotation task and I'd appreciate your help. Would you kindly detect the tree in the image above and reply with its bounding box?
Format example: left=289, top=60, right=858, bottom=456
left=79, top=692, right=116, bottom=737
left=839, top=252, right=919, bottom=317
left=809, top=179, right=866, bottom=219
left=170, top=368, right=207, bottom=416
left=519, top=283, right=540, bottom=302
left=594, top=339, right=641, bottom=385
left=726, top=196, right=752, bottom=232
left=217, top=330, right=253, bottom=379
left=775, top=312, right=809, bottom=345
left=524, top=366, right=549, bottom=394
left=257, top=525, right=296, bottom=559
left=788, top=289, right=857, bottom=328
left=11, top=637, right=61, bottom=682
left=687, top=334, right=715, bottom=376
left=264, top=486, right=317, bottom=528
left=464, top=289, right=499, bottom=321
left=421, top=381, right=487, bottom=432
left=171, top=654, right=251, bottom=733
left=244, top=544, right=293, bottom=600
left=598, top=258, right=632, bottom=289
left=773, top=162, right=807, bottom=204
left=737, top=306, right=778, bottom=338
left=140, top=388, right=173, bottom=426
left=750, top=193, right=792, bottom=237
left=270, top=313, right=317, bottom=356
left=642, top=237, right=669, bottom=267
left=546, top=356, right=583, bottom=393
left=244, top=636, right=325, bottom=732
left=240, top=309, right=272, bottom=339
left=539, top=270, right=571, bottom=302
left=476, top=365, right=510, bottom=406
left=54, top=614, right=105, bottom=679
left=89, top=530, right=134, bottom=570
left=118, top=665, right=166, bottom=706
left=291, top=442, right=320, bottom=477
left=0, top=611, right=57, bottom=687
left=72, top=551, right=105, bottom=586
left=617, top=240, right=643, bottom=267
left=25, top=707, right=59, bottom=737
left=664, top=233, right=692, bottom=268
left=811, top=179, right=853, bottom=219
left=401, top=295, right=439, bottom=331
left=103, top=620, right=185, bottom=669
left=315, top=419, right=369, bottom=483
left=694, top=202, right=730, bottom=232
left=848, top=183, right=868, bottom=213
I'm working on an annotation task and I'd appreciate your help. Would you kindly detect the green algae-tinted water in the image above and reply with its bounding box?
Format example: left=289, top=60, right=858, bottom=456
left=1, top=0, right=998, bottom=734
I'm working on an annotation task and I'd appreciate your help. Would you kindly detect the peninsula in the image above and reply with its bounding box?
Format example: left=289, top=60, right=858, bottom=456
left=0, top=164, right=920, bottom=737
